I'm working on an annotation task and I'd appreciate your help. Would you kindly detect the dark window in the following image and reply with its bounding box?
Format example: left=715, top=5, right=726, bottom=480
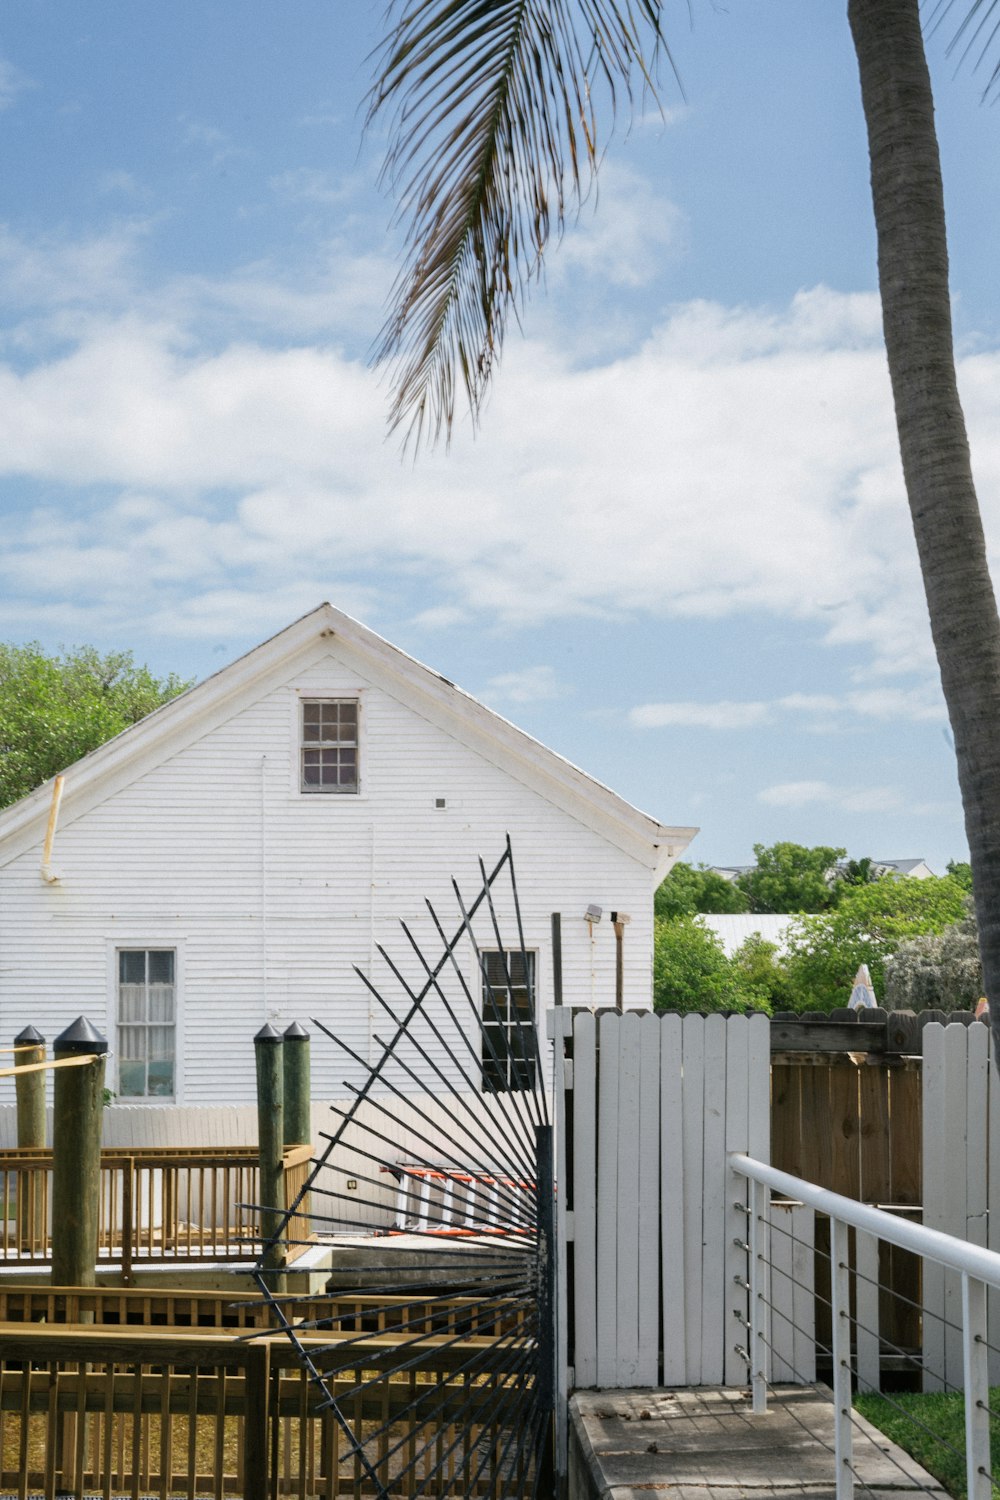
left=481, top=950, right=537, bottom=1093
left=118, top=949, right=176, bottom=1098
left=301, top=699, right=359, bottom=793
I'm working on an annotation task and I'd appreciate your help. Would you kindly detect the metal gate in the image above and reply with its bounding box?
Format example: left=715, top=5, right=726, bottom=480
left=253, top=839, right=555, bottom=1498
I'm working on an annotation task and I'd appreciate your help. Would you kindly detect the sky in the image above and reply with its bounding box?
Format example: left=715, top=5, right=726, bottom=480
left=0, top=1, right=997, bottom=872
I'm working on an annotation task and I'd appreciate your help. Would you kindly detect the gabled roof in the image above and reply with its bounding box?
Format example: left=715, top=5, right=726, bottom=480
left=0, top=603, right=696, bottom=878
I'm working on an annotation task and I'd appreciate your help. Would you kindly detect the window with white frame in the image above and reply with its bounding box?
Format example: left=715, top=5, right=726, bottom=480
left=300, top=698, right=359, bottom=793
left=117, top=949, right=176, bottom=1098
left=481, top=950, right=537, bottom=1093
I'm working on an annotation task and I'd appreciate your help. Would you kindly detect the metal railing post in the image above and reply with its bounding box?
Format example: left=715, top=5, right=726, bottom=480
left=962, top=1273, right=991, bottom=1500
left=830, top=1217, right=854, bottom=1500
left=749, top=1177, right=768, bottom=1413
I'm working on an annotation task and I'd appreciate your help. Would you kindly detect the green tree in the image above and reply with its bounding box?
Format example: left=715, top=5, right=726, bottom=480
left=782, top=874, right=967, bottom=1013
left=736, top=843, right=846, bottom=915
left=946, top=860, right=973, bottom=892
left=654, top=861, right=749, bottom=920
left=729, top=933, right=793, bottom=1014
left=653, top=916, right=765, bottom=1015
left=884, top=901, right=983, bottom=1012
left=0, top=644, right=190, bottom=809
left=368, top=0, right=1000, bottom=1067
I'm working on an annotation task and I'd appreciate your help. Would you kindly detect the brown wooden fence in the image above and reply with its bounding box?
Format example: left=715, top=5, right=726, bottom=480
left=0, top=1142, right=314, bottom=1277
left=0, top=1305, right=528, bottom=1498
left=769, top=1008, right=983, bottom=1369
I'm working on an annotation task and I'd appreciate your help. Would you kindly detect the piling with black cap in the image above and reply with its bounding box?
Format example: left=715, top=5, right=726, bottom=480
left=282, top=1021, right=311, bottom=1148
left=51, top=1016, right=107, bottom=1287
left=14, top=1025, right=46, bottom=1149
left=255, top=1024, right=286, bottom=1289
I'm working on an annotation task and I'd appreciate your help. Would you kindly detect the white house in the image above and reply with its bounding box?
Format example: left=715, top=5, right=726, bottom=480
left=0, top=605, right=694, bottom=1105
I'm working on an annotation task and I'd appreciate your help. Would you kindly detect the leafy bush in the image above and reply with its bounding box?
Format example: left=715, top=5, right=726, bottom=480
left=884, top=902, right=983, bottom=1011
left=781, top=875, right=967, bottom=1012
left=653, top=917, right=770, bottom=1015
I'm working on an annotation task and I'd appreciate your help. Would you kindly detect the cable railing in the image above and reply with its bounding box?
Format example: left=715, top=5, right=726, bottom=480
left=730, top=1152, right=1000, bottom=1500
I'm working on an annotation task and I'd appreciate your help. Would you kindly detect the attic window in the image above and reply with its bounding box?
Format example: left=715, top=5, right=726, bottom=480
left=301, top=699, right=359, bottom=794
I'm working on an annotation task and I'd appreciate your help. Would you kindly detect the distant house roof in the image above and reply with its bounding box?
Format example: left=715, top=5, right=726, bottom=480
left=711, top=858, right=935, bottom=884
left=697, top=913, right=797, bottom=957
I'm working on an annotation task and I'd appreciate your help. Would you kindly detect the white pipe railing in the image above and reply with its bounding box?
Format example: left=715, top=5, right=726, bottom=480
left=730, top=1152, right=1000, bottom=1500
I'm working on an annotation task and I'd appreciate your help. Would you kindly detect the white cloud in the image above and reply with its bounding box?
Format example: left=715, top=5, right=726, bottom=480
left=0, top=56, right=34, bottom=112
left=629, top=687, right=946, bottom=732
left=758, top=780, right=904, bottom=814
left=483, top=666, right=569, bottom=705
left=630, top=700, right=772, bottom=729
left=0, top=233, right=997, bottom=681
left=552, top=162, right=687, bottom=288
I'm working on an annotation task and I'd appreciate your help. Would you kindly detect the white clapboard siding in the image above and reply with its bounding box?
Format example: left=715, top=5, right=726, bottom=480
left=564, top=1009, right=770, bottom=1390
left=0, top=629, right=672, bottom=1107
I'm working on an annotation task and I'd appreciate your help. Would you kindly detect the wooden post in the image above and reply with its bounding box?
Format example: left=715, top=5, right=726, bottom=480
left=51, top=1016, right=107, bottom=1289
left=282, top=1021, right=311, bottom=1146
left=255, top=1024, right=286, bottom=1290
left=14, top=1025, right=47, bottom=1255
left=14, top=1025, right=46, bottom=1147
left=243, top=1339, right=272, bottom=1499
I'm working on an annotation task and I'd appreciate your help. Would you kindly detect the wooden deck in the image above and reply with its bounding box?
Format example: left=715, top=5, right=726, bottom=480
left=568, top=1385, right=948, bottom=1500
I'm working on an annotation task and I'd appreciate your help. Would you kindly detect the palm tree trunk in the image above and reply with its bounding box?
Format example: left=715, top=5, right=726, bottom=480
left=847, top=0, right=1000, bottom=1059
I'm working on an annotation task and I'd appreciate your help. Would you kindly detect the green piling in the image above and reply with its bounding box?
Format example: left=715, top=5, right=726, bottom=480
left=51, top=1016, right=107, bottom=1288
left=282, top=1022, right=311, bottom=1147
left=14, top=1025, right=46, bottom=1148
left=255, top=1024, right=286, bottom=1291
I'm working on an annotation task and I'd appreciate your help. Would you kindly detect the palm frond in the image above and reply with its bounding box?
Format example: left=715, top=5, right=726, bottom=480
left=368, top=0, right=673, bottom=448
left=927, top=0, right=1000, bottom=98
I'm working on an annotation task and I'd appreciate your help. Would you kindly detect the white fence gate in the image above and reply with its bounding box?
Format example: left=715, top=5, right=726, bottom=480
left=551, top=1008, right=770, bottom=1390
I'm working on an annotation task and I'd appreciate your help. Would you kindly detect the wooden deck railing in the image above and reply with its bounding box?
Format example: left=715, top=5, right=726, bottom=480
left=0, top=1321, right=524, bottom=1499
left=0, top=1284, right=531, bottom=1338
left=0, top=1143, right=315, bottom=1276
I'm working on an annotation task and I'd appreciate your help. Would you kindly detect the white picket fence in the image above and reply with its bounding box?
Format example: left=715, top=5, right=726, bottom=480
left=922, top=1019, right=1000, bottom=1388
left=551, top=1009, right=771, bottom=1390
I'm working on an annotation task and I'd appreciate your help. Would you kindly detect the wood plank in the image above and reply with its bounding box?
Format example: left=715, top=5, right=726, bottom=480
left=747, top=1015, right=771, bottom=1164
left=769, top=1021, right=887, bottom=1055
left=921, top=1023, right=946, bottom=1390
left=614, top=1014, right=642, bottom=1386
left=941, top=1023, right=969, bottom=1392
left=570, top=1013, right=598, bottom=1388
left=770, top=1062, right=800, bottom=1177
left=790, top=1204, right=816, bottom=1384
left=828, top=1062, right=861, bottom=1201
left=855, top=1230, right=881, bottom=1394
left=768, top=1201, right=796, bottom=1382
left=859, top=1064, right=891, bottom=1206
left=595, top=1012, right=621, bottom=1387
left=988, top=1034, right=1000, bottom=1386
left=661, top=1013, right=686, bottom=1386
left=700, top=1014, right=728, bottom=1384
left=636, top=1013, right=661, bottom=1386
left=723, top=1016, right=750, bottom=1387
left=965, top=1023, right=990, bottom=1251
left=681, top=1015, right=706, bottom=1386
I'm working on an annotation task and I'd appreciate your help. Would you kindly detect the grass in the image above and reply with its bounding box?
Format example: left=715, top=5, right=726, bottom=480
left=856, top=1388, right=1000, bottom=1500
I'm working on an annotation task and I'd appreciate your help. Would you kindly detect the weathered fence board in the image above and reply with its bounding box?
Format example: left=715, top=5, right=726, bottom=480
left=556, top=1009, right=770, bottom=1390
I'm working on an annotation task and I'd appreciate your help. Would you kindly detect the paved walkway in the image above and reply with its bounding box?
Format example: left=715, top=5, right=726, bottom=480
left=569, top=1385, right=949, bottom=1500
